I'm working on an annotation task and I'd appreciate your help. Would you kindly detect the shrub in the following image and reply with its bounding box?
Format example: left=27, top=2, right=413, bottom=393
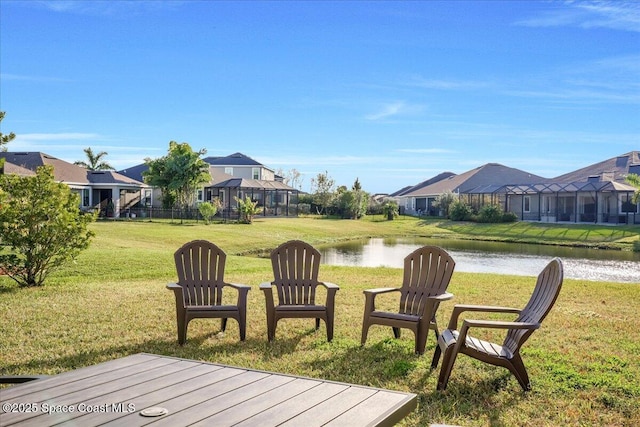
left=298, top=203, right=311, bottom=215
left=381, top=200, right=399, bottom=220
left=234, top=195, right=262, bottom=224
left=477, top=204, right=504, bottom=223
left=198, top=198, right=222, bottom=224
left=502, top=211, right=519, bottom=223
left=0, top=166, right=96, bottom=287
left=449, top=200, right=473, bottom=221
left=434, top=191, right=457, bottom=217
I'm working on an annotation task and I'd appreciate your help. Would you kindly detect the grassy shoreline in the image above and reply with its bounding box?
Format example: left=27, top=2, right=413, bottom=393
left=1, top=216, right=639, bottom=426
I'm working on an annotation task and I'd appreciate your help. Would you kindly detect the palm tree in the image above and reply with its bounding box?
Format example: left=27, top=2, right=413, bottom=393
left=626, top=173, right=640, bottom=204
left=74, top=147, right=114, bottom=171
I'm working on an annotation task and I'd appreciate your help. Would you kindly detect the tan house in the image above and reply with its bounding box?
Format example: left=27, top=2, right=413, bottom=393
left=394, top=151, right=639, bottom=225
left=396, top=164, right=545, bottom=216
left=1, top=152, right=147, bottom=218
left=119, top=152, right=300, bottom=219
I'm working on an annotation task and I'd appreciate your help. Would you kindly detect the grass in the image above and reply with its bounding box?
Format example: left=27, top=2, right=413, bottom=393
left=1, top=216, right=639, bottom=426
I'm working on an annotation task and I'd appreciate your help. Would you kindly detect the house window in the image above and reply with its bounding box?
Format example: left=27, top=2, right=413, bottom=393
left=143, top=189, right=152, bottom=207
left=196, top=189, right=204, bottom=203
left=225, top=167, right=233, bottom=175
left=252, top=168, right=260, bottom=180
left=524, top=196, right=531, bottom=213
left=82, top=189, right=90, bottom=207
left=621, top=198, right=638, bottom=213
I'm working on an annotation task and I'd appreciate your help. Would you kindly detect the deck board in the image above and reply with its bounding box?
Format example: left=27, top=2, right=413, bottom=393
left=1, top=353, right=417, bottom=426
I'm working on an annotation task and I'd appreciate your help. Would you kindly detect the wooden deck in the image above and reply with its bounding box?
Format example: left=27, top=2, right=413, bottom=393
left=0, top=353, right=417, bottom=426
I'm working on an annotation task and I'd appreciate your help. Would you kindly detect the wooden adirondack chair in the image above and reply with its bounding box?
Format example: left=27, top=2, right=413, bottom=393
left=361, top=246, right=455, bottom=361
left=167, top=240, right=250, bottom=345
left=260, top=240, right=339, bottom=342
left=435, top=258, right=563, bottom=391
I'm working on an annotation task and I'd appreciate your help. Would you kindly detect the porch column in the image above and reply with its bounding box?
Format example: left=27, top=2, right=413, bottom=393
left=113, top=187, right=121, bottom=218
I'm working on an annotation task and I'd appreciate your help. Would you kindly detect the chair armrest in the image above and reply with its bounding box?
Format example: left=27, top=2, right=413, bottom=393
left=319, top=281, right=340, bottom=290
left=363, top=287, right=399, bottom=295
left=362, top=288, right=399, bottom=314
left=463, top=319, right=540, bottom=331
left=259, top=281, right=273, bottom=290
left=447, top=304, right=522, bottom=329
left=166, top=282, right=182, bottom=291
left=454, top=319, right=540, bottom=349
left=226, top=282, right=251, bottom=291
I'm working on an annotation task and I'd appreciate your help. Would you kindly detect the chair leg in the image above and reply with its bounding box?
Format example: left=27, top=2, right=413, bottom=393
left=267, top=317, right=277, bottom=342
left=221, top=318, right=228, bottom=332
left=361, top=324, right=370, bottom=346
left=393, top=327, right=401, bottom=339
left=315, top=318, right=321, bottom=330
left=508, top=353, right=532, bottom=391
left=177, top=314, right=187, bottom=346
left=415, top=327, right=428, bottom=355
left=431, top=345, right=442, bottom=369
left=437, top=343, right=459, bottom=391
left=239, top=310, right=247, bottom=342
left=431, top=328, right=442, bottom=369
left=326, top=318, right=334, bottom=342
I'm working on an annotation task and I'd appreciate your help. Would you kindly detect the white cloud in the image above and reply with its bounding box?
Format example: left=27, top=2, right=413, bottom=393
left=515, top=1, right=640, bottom=33
left=15, top=133, right=100, bottom=142
left=0, top=73, right=70, bottom=83
left=31, top=0, right=185, bottom=16
left=365, top=102, right=406, bottom=121
left=404, top=77, right=490, bottom=91
left=365, top=101, right=425, bottom=121
left=395, top=148, right=456, bottom=154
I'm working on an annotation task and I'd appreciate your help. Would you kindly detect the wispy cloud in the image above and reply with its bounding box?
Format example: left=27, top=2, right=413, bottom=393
left=395, top=148, right=455, bottom=154
left=365, top=101, right=424, bottom=121
left=15, top=133, right=101, bottom=142
left=28, top=0, right=185, bottom=17
left=0, top=73, right=71, bottom=83
left=404, top=77, right=491, bottom=91
left=261, top=154, right=385, bottom=167
left=515, top=1, right=640, bottom=33
left=506, top=53, right=640, bottom=104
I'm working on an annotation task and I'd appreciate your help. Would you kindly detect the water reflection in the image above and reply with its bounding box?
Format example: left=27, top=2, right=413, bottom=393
left=319, top=238, right=640, bottom=284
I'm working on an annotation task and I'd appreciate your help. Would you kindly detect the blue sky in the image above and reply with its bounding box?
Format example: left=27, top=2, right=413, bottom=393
left=1, top=1, right=638, bottom=194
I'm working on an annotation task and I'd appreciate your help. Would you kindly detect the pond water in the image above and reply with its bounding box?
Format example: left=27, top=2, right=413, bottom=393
left=318, top=238, right=640, bottom=284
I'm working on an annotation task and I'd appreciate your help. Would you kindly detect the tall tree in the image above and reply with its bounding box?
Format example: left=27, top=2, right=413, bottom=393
left=335, top=178, right=368, bottom=219
left=74, top=147, right=114, bottom=170
left=276, top=168, right=304, bottom=190
left=143, top=141, right=210, bottom=215
left=310, top=171, right=335, bottom=216
left=0, top=111, right=16, bottom=154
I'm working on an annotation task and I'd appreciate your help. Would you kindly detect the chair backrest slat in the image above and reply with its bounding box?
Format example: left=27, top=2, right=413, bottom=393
left=174, top=240, right=226, bottom=306
left=271, top=240, right=321, bottom=305
left=399, top=246, right=455, bottom=316
left=504, top=258, right=563, bottom=352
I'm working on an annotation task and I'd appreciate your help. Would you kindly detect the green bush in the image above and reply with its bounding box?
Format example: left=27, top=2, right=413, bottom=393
left=234, top=195, right=262, bottom=224
left=381, top=200, right=399, bottom=220
left=477, top=204, right=504, bottom=223
left=0, top=166, right=96, bottom=286
left=197, top=198, right=222, bottom=224
left=449, top=200, right=473, bottom=221
left=298, top=203, right=311, bottom=215
left=502, top=211, right=519, bottom=223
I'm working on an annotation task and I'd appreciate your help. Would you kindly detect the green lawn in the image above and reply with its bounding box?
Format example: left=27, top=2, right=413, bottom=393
left=1, top=216, right=639, bottom=426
